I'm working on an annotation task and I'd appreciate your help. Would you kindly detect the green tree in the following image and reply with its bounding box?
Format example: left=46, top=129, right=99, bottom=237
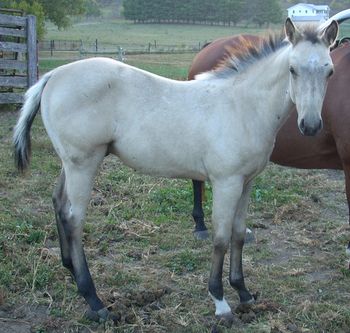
left=2, top=1, right=45, bottom=38
left=122, top=0, right=281, bottom=25
left=84, top=0, right=102, bottom=18
left=2, top=0, right=87, bottom=38
left=39, top=0, right=85, bottom=28
left=123, top=0, right=138, bottom=22
left=245, top=0, right=282, bottom=27
left=219, top=0, right=244, bottom=26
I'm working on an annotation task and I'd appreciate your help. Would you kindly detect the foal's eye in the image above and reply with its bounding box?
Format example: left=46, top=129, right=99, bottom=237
left=289, top=66, right=297, bottom=76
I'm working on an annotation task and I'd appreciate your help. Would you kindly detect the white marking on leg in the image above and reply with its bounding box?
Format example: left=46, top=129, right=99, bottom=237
left=346, top=245, right=350, bottom=257
left=209, top=292, right=232, bottom=316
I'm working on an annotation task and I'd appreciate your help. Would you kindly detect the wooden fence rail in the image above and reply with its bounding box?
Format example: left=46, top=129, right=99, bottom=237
left=0, top=11, right=37, bottom=104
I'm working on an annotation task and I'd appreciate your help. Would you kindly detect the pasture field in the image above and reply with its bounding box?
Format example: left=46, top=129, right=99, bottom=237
left=44, top=20, right=265, bottom=46
left=1, top=19, right=350, bottom=333
left=44, top=20, right=350, bottom=46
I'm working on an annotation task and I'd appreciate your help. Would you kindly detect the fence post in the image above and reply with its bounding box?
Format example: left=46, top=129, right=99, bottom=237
left=26, top=15, right=37, bottom=87
left=95, top=39, right=98, bottom=52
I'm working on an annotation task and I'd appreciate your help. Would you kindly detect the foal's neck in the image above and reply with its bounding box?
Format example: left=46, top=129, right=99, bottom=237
left=243, top=45, right=294, bottom=134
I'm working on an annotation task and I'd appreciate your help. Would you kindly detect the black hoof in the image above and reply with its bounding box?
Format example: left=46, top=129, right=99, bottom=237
left=241, top=295, right=256, bottom=305
left=85, top=307, right=120, bottom=323
left=193, top=229, right=209, bottom=240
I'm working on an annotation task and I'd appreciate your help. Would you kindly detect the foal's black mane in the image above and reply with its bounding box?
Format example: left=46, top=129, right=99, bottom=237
left=202, top=26, right=320, bottom=79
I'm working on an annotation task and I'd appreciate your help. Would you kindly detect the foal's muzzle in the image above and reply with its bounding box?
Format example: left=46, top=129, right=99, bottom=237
left=299, top=118, right=323, bottom=136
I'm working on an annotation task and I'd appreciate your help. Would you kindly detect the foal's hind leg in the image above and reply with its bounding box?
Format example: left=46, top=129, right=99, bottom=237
left=53, top=170, right=74, bottom=276
left=53, top=148, right=118, bottom=322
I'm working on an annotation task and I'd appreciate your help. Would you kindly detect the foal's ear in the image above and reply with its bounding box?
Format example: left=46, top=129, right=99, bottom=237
left=320, top=20, right=339, bottom=47
left=285, top=18, right=301, bottom=45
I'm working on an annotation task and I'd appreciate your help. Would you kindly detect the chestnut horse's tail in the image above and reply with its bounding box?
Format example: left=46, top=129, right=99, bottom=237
left=13, top=71, right=53, bottom=173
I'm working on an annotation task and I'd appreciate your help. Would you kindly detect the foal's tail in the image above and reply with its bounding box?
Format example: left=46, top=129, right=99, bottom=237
left=13, top=71, right=53, bottom=172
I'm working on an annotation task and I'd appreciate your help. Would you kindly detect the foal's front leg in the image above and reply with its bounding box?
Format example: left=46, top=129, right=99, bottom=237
left=229, top=181, right=255, bottom=304
left=209, top=176, right=245, bottom=322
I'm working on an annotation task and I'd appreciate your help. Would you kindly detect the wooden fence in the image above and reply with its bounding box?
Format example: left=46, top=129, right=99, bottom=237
left=0, top=10, right=37, bottom=104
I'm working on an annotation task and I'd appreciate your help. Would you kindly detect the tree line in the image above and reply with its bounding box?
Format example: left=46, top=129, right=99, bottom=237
left=123, top=0, right=283, bottom=26
left=3, top=0, right=350, bottom=40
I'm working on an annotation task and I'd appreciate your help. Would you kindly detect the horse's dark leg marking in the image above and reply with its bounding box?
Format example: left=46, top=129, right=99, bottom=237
left=208, top=243, right=226, bottom=301
left=53, top=168, right=105, bottom=313
left=192, top=180, right=209, bottom=240
left=53, top=149, right=118, bottom=322
left=53, top=170, right=74, bottom=276
left=229, top=241, right=254, bottom=303
left=229, top=181, right=254, bottom=304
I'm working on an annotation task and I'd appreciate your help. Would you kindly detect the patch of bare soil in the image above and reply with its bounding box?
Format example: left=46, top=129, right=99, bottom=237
left=107, top=286, right=172, bottom=324
left=235, top=301, right=279, bottom=323
left=0, top=304, right=65, bottom=333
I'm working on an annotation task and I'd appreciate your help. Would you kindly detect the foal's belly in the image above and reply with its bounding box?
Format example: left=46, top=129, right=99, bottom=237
left=110, top=140, right=208, bottom=181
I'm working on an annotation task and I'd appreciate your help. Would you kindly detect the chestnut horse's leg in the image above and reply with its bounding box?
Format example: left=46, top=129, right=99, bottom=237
left=52, top=148, right=117, bottom=322
left=192, top=180, right=209, bottom=239
left=229, top=181, right=255, bottom=304
left=341, top=164, right=350, bottom=266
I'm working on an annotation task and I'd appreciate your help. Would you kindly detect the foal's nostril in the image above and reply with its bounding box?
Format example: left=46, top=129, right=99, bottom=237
left=300, top=118, right=305, bottom=132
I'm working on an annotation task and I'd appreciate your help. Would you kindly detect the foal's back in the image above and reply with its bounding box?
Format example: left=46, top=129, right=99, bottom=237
left=40, top=57, right=222, bottom=180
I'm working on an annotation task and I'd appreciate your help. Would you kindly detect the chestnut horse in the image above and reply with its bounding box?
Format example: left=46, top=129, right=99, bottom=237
left=188, top=32, right=350, bottom=240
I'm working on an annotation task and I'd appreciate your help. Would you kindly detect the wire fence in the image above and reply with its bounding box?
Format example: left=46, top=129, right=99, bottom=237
left=38, top=39, right=206, bottom=58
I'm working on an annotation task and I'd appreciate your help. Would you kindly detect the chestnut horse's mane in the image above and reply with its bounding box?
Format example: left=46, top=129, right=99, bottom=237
left=211, top=33, right=288, bottom=78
